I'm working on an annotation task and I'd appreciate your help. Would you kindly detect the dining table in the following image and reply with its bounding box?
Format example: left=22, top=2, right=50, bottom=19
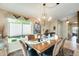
left=24, top=37, right=60, bottom=55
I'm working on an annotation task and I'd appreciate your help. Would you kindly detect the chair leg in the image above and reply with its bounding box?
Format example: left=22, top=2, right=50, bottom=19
left=61, top=48, right=64, bottom=56
left=38, top=53, right=42, bottom=56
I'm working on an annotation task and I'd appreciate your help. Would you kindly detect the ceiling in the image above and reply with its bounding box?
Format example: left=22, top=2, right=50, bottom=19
left=0, top=3, right=79, bottom=21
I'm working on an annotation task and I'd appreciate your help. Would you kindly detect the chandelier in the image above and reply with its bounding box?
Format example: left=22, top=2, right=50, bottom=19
left=41, top=3, right=60, bottom=21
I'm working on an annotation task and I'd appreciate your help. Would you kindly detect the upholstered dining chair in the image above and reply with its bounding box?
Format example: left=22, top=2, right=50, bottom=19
left=73, top=50, right=79, bottom=56
left=59, top=38, right=66, bottom=55
left=19, top=40, right=29, bottom=56
left=52, top=38, right=66, bottom=56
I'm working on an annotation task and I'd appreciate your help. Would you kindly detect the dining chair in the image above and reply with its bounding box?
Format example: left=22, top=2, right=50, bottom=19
left=0, top=43, right=7, bottom=56
left=52, top=38, right=66, bottom=56
left=73, top=50, right=79, bottom=56
left=0, top=35, right=8, bottom=56
left=60, top=38, right=66, bottom=55
left=28, top=35, right=35, bottom=41
left=19, top=40, right=29, bottom=56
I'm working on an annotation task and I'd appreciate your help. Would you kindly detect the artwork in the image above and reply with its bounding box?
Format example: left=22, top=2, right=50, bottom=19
left=53, top=26, right=56, bottom=30
left=34, top=22, right=41, bottom=34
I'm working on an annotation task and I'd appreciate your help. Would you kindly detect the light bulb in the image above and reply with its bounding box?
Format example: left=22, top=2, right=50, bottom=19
left=74, top=22, right=78, bottom=23
left=66, top=20, right=69, bottom=24
left=48, top=17, right=52, bottom=21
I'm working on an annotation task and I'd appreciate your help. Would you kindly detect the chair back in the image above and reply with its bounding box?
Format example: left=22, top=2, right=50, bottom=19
left=60, top=38, right=66, bottom=49
left=19, top=40, right=28, bottom=56
left=74, top=50, right=79, bottom=56
left=53, top=38, right=66, bottom=56
left=28, top=35, right=35, bottom=41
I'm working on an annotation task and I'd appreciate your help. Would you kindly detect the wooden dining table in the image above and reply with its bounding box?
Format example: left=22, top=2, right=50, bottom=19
left=25, top=38, right=59, bottom=55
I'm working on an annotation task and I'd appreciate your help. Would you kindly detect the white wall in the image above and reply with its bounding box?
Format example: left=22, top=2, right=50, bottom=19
left=40, top=19, right=57, bottom=34
left=62, top=21, right=69, bottom=39
left=0, top=9, right=8, bottom=38
left=60, top=15, right=78, bottom=39
left=40, top=19, right=63, bottom=37
left=0, top=9, right=8, bottom=55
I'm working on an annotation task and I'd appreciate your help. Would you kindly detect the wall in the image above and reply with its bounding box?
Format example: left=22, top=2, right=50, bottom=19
left=57, top=20, right=63, bottom=37
left=37, top=15, right=78, bottom=39
left=0, top=9, right=8, bottom=38
left=0, top=9, right=8, bottom=55
left=40, top=19, right=56, bottom=34
left=61, top=21, right=69, bottom=39
left=40, top=19, right=62, bottom=36
left=61, top=15, right=78, bottom=39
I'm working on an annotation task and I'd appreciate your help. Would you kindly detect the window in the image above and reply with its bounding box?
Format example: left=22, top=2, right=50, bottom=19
left=8, top=18, right=32, bottom=43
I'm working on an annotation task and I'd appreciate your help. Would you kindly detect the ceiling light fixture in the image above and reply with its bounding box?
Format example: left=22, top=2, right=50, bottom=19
left=41, top=3, right=60, bottom=21
left=66, top=20, right=69, bottom=24
left=66, top=17, right=69, bottom=24
left=48, top=17, right=52, bottom=21
left=74, top=22, right=78, bottom=23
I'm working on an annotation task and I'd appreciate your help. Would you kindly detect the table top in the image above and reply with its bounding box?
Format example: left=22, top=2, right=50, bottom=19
left=25, top=38, right=59, bottom=54
left=32, top=40, right=57, bottom=53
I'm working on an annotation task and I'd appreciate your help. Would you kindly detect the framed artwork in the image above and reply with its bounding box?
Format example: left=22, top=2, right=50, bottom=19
left=53, top=26, right=56, bottom=30
left=34, top=22, right=41, bottom=34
